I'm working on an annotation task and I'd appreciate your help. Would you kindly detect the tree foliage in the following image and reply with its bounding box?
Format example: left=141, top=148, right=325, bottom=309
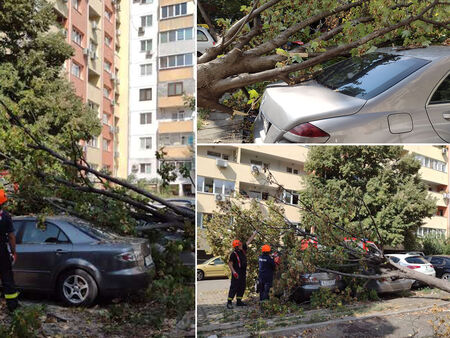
left=198, top=0, right=449, bottom=114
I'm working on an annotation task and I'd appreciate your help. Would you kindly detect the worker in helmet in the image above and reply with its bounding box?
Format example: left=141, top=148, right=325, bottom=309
left=226, top=230, right=257, bottom=309
left=258, top=244, right=276, bottom=302
left=0, top=189, right=19, bottom=311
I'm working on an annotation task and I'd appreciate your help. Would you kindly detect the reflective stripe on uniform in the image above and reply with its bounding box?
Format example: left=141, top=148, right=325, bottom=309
left=228, top=297, right=233, bottom=300
left=236, top=296, right=242, bottom=299
left=5, top=292, right=19, bottom=299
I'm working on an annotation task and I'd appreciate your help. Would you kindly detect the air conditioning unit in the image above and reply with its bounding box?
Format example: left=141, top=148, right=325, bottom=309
left=251, top=164, right=261, bottom=174
left=131, top=164, right=138, bottom=173
left=215, top=194, right=226, bottom=202
left=82, top=48, right=90, bottom=56
left=216, top=158, right=228, bottom=168
left=145, top=51, right=153, bottom=59
left=442, top=147, right=447, bottom=154
left=138, top=27, right=145, bottom=36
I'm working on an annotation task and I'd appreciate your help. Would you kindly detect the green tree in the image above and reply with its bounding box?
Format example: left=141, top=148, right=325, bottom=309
left=198, top=0, right=448, bottom=114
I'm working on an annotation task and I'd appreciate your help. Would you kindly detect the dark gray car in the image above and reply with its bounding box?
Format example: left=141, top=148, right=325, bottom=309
left=10, top=216, right=154, bottom=306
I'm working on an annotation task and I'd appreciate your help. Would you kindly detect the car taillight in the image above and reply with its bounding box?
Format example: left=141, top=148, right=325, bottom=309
left=301, top=276, right=319, bottom=283
left=407, top=265, right=421, bottom=269
left=335, top=275, right=342, bottom=281
left=287, top=123, right=329, bottom=138
left=117, top=252, right=137, bottom=262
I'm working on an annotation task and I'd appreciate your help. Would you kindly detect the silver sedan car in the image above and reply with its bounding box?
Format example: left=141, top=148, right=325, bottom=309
left=254, top=46, right=450, bottom=143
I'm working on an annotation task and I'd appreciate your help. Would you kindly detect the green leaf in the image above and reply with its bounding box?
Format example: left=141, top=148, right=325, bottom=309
left=365, top=46, right=378, bottom=54
left=276, top=48, right=290, bottom=58
left=401, top=30, right=411, bottom=38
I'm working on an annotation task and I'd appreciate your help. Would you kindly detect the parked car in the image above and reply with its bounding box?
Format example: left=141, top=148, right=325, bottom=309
left=365, top=276, right=414, bottom=294
left=425, top=255, right=450, bottom=281
left=291, top=272, right=346, bottom=302
left=254, top=46, right=450, bottom=144
left=197, top=256, right=228, bottom=281
left=10, top=216, right=154, bottom=306
left=386, top=253, right=436, bottom=286
left=197, top=26, right=216, bottom=56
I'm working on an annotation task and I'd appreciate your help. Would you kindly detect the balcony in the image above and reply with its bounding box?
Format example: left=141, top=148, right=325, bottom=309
left=159, top=120, right=193, bottom=134
left=51, top=0, right=68, bottom=18
left=419, top=167, right=448, bottom=186
left=428, top=191, right=447, bottom=207
left=162, top=146, right=193, bottom=160
left=422, top=215, right=447, bottom=230
left=158, top=96, right=185, bottom=109
left=87, top=83, right=102, bottom=105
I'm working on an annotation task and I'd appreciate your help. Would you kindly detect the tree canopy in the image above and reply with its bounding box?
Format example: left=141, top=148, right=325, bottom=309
left=198, top=0, right=449, bottom=114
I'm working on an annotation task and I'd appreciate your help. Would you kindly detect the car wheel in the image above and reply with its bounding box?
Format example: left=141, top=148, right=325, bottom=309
left=442, top=273, right=450, bottom=281
left=57, top=269, right=98, bottom=307
left=197, top=270, right=204, bottom=281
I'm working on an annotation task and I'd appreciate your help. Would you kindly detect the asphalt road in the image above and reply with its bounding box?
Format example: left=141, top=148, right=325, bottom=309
left=197, top=278, right=230, bottom=305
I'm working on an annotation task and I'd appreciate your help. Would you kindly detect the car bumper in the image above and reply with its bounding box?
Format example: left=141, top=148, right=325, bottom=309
left=99, top=264, right=154, bottom=296
left=366, top=279, right=414, bottom=294
left=293, top=280, right=345, bottom=301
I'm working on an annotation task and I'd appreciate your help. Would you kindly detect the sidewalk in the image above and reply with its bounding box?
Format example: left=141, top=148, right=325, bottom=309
left=197, top=112, right=246, bottom=143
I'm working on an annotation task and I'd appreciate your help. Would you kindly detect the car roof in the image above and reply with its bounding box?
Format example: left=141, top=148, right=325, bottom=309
left=12, top=215, right=82, bottom=222
left=386, top=253, right=423, bottom=258
left=377, top=46, right=450, bottom=61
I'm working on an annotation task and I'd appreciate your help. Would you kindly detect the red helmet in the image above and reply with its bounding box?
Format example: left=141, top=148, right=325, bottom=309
left=232, top=239, right=241, bottom=248
left=262, top=244, right=271, bottom=252
left=0, top=190, right=7, bottom=205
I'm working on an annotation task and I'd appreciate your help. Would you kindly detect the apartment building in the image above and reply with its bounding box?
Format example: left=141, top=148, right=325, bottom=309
left=198, top=145, right=450, bottom=252
left=197, top=145, right=308, bottom=251
left=52, top=0, right=121, bottom=175
left=125, top=0, right=195, bottom=196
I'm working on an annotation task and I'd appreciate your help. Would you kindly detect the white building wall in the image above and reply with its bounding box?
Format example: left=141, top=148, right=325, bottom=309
left=128, top=0, right=159, bottom=179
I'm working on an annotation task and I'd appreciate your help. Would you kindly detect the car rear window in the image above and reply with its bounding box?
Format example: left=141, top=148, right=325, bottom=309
left=68, top=219, right=118, bottom=241
left=405, top=256, right=428, bottom=264
left=315, top=53, right=430, bottom=100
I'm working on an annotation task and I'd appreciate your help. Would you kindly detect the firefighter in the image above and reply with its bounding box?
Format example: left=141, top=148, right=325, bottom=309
left=0, top=189, right=19, bottom=311
left=258, top=245, right=276, bottom=302
left=226, top=230, right=257, bottom=309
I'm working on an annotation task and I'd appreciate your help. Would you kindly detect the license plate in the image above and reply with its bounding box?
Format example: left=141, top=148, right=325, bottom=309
left=144, top=255, right=153, bottom=267
left=320, top=280, right=335, bottom=287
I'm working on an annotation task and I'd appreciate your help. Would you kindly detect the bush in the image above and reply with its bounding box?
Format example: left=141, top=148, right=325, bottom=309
left=0, top=305, right=45, bottom=338
left=420, top=235, right=450, bottom=256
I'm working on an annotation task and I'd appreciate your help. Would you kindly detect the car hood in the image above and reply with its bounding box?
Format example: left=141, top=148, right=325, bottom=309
left=260, top=81, right=367, bottom=131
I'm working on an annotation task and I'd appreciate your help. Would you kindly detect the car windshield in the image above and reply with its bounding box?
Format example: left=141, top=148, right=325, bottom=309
left=315, top=53, right=430, bottom=100
left=68, top=219, right=118, bottom=241
left=405, top=256, right=428, bottom=264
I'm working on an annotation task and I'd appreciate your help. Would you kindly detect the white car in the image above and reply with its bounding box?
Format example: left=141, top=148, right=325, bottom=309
left=197, top=26, right=216, bottom=56
left=386, top=254, right=436, bottom=285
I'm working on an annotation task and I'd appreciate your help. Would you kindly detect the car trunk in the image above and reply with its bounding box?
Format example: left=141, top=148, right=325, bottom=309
left=105, top=237, right=152, bottom=268
left=260, top=81, right=367, bottom=131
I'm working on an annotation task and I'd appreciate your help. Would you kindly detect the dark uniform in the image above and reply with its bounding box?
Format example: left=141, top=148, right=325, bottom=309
left=258, top=252, right=275, bottom=301
left=0, top=210, right=19, bottom=311
left=227, top=243, right=247, bottom=303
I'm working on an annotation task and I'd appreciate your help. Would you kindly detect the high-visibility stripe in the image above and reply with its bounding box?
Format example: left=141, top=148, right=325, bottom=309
left=228, top=297, right=233, bottom=300
left=236, top=296, right=242, bottom=299
left=5, top=292, right=19, bottom=299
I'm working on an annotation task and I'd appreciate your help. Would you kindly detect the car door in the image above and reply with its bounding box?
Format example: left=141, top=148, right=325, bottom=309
left=425, top=72, right=450, bottom=142
left=430, top=257, right=445, bottom=277
left=14, top=221, right=73, bottom=290
left=208, top=258, right=225, bottom=277
left=197, top=29, right=212, bottom=55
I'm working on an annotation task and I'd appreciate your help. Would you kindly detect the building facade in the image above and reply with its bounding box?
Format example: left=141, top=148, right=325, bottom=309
left=125, top=0, right=195, bottom=196
left=197, top=145, right=450, bottom=252
left=53, top=0, right=121, bottom=175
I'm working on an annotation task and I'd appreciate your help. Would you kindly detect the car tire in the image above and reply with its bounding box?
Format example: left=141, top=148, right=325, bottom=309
left=197, top=270, right=204, bottom=281
left=57, top=269, right=98, bottom=307
left=442, top=273, right=450, bottom=281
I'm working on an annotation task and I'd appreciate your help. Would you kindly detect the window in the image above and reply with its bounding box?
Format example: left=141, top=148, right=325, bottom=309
left=140, top=39, right=152, bottom=52
left=105, top=9, right=112, bottom=21
left=415, top=154, right=447, bottom=173
left=105, top=34, right=112, bottom=47
left=73, top=0, right=80, bottom=11
left=168, top=82, right=183, bottom=96
left=102, top=113, right=109, bottom=124
left=206, top=151, right=228, bottom=160
left=160, top=28, right=193, bottom=43
left=286, top=167, right=292, bottom=173
left=140, top=112, right=152, bottom=124
left=104, top=60, right=112, bottom=73
left=139, top=88, right=152, bottom=101
left=429, top=75, right=450, bottom=104
left=197, top=212, right=212, bottom=229
left=316, top=53, right=430, bottom=100
left=89, top=40, right=98, bottom=58
left=283, top=190, right=299, bottom=205
left=197, top=176, right=234, bottom=195
left=87, top=137, right=98, bottom=148
left=141, top=15, right=152, bottom=27
left=197, top=30, right=208, bottom=41
left=161, top=2, right=187, bottom=19
left=21, top=222, right=69, bottom=244
left=294, top=169, right=299, bottom=174
left=71, top=62, right=82, bottom=78
left=160, top=53, right=193, bottom=69
left=103, top=87, right=111, bottom=99
left=72, top=27, right=83, bottom=45
left=141, top=0, right=153, bottom=4
left=140, top=63, right=152, bottom=76
left=140, top=163, right=151, bottom=174
left=88, top=101, right=99, bottom=113
left=140, top=137, right=152, bottom=149
left=102, top=138, right=110, bottom=151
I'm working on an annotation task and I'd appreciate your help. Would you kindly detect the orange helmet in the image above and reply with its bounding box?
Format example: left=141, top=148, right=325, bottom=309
left=262, top=244, right=271, bottom=252
left=0, top=190, right=7, bottom=205
left=232, top=239, right=241, bottom=248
